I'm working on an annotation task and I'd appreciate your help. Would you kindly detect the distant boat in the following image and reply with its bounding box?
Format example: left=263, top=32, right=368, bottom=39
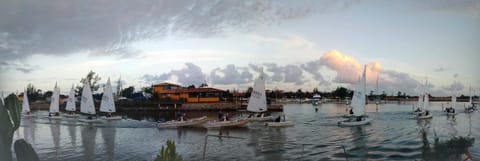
left=465, top=87, right=478, bottom=113
left=338, top=65, right=372, bottom=126
left=417, top=79, right=432, bottom=119
left=48, top=82, right=62, bottom=119
left=311, top=94, right=321, bottom=106
left=246, top=71, right=274, bottom=122
left=444, top=88, right=457, bottom=116
left=22, top=88, right=32, bottom=117
left=157, top=116, right=209, bottom=128
left=100, top=78, right=122, bottom=120
left=64, top=85, right=79, bottom=118
left=78, top=81, right=101, bottom=123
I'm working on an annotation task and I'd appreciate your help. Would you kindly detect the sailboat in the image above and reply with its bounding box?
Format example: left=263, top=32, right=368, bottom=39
left=445, top=93, right=457, bottom=116
left=78, top=81, right=101, bottom=123
left=375, top=75, right=380, bottom=105
left=48, top=82, right=62, bottom=119
left=465, top=87, right=478, bottom=113
left=417, top=79, right=432, bottom=119
left=338, top=65, right=372, bottom=126
left=100, top=78, right=122, bottom=120
left=64, top=85, right=79, bottom=118
left=246, top=71, right=273, bottom=122
left=22, top=88, right=33, bottom=117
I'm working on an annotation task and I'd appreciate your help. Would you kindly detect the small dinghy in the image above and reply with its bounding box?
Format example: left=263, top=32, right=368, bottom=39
left=338, top=117, right=372, bottom=126
left=157, top=116, right=208, bottom=128
left=203, top=119, right=249, bottom=129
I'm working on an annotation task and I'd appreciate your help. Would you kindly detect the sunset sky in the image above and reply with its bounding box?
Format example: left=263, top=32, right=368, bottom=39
left=0, top=0, right=479, bottom=96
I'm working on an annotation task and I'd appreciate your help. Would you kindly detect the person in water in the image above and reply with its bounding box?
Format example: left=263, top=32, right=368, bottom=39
left=275, top=115, right=281, bottom=122
left=55, top=112, right=59, bottom=116
left=349, top=108, right=354, bottom=115
left=106, top=112, right=112, bottom=117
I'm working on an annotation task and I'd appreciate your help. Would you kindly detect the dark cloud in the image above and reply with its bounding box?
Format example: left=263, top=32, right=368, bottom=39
left=142, top=62, right=206, bottom=86
left=210, top=64, right=253, bottom=85
left=0, top=0, right=322, bottom=64
left=301, top=59, right=329, bottom=85
left=0, top=61, right=38, bottom=73
left=283, top=65, right=306, bottom=85
left=453, top=73, right=459, bottom=78
left=377, top=70, right=420, bottom=95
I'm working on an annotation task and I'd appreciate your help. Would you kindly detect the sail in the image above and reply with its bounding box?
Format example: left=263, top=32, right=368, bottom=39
left=100, top=78, right=116, bottom=113
left=49, top=83, right=60, bottom=113
left=1, top=91, right=4, bottom=106
left=22, top=88, right=30, bottom=113
left=423, top=79, right=430, bottom=111
left=352, top=65, right=366, bottom=116
left=66, top=86, right=76, bottom=112
left=247, top=71, right=267, bottom=112
left=80, top=81, right=96, bottom=115
left=469, top=87, right=472, bottom=105
left=451, top=95, right=456, bottom=108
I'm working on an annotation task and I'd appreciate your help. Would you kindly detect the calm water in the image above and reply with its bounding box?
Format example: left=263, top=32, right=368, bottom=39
left=13, top=102, right=480, bottom=161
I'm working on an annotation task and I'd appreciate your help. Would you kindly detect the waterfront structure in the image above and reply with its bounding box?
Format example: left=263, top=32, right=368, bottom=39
left=153, top=83, right=224, bottom=103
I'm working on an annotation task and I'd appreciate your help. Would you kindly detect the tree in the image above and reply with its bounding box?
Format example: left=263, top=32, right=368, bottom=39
left=76, top=70, right=102, bottom=96
left=26, top=83, right=42, bottom=101
left=80, top=70, right=102, bottom=92
left=187, top=85, right=195, bottom=89
left=121, top=86, right=135, bottom=97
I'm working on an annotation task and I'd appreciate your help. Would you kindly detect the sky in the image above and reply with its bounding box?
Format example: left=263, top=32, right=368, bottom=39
left=0, top=0, right=479, bottom=96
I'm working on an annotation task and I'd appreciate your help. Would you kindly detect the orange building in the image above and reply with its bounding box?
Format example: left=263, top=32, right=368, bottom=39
left=153, top=83, right=224, bottom=103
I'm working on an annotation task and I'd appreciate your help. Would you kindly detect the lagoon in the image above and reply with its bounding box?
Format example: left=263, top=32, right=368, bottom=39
left=13, top=102, right=479, bottom=160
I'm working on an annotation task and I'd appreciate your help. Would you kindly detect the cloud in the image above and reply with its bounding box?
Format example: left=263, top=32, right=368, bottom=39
left=453, top=73, right=459, bottom=78
left=0, top=61, right=39, bottom=73
left=142, top=62, right=206, bottom=86
left=434, top=66, right=447, bottom=72
left=0, top=0, right=320, bottom=65
left=210, top=64, right=253, bottom=85
left=319, top=50, right=381, bottom=85
left=379, top=70, right=420, bottom=94
left=443, top=81, right=464, bottom=92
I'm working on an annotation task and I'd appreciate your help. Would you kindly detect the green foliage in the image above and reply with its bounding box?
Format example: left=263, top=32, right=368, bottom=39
left=0, top=94, right=39, bottom=161
left=121, top=86, right=135, bottom=97
left=26, top=83, right=43, bottom=101
left=155, top=140, right=183, bottom=161
left=14, top=139, right=40, bottom=161
left=423, top=136, right=475, bottom=161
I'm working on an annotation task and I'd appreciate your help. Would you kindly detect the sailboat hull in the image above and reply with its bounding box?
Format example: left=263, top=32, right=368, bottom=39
left=79, top=118, right=102, bottom=123
left=203, top=119, right=249, bottom=128
left=247, top=116, right=273, bottom=122
left=338, top=118, right=372, bottom=126
left=103, top=116, right=122, bottom=120
left=157, top=116, right=208, bottom=128
left=63, top=114, right=79, bottom=118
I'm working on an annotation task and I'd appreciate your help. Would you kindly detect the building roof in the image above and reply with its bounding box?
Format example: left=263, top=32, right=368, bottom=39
left=158, top=87, right=224, bottom=94
left=153, top=82, right=182, bottom=87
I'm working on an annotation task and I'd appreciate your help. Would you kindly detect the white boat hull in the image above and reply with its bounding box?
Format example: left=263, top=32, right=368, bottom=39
left=78, top=118, right=102, bottom=123
left=63, top=114, right=79, bottom=118
left=265, top=121, right=294, bottom=127
left=203, top=119, right=249, bottom=128
left=246, top=116, right=273, bottom=122
left=446, top=112, right=456, bottom=116
left=338, top=118, right=372, bottom=126
left=342, top=114, right=368, bottom=118
left=103, top=116, right=122, bottom=120
left=157, top=116, right=208, bottom=128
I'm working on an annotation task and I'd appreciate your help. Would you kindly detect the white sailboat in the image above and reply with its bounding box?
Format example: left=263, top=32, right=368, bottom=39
left=78, top=81, right=101, bottom=123
left=465, top=87, right=478, bottom=112
left=445, top=93, right=457, bottom=116
left=100, top=78, right=122, bottom=120
left=417, top=79, right=432, bottom=119
left=22, top=88, right=32, bottom=116
left=246, top=71, right=274, bottom=122
left=64, top=85, right=79, bottom=117
left=48, top=82, right=62, bottom=119
left=338, top=65, right=372, bottom=126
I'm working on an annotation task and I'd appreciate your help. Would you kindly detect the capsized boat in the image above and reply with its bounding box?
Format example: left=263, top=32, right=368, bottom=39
left=157, top=116, right=208, bottom=128
left=338, top=65, right=371, bottom=126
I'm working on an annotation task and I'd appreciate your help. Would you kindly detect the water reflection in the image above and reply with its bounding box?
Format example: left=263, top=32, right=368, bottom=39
left=81, top=126, right=97, bottom=161
left=67, top=125, right=77, bottom=147
left=50, top=120, right=61, bottom=161
left=100, top=127, right=116, bottom=161
left=349, top=126, right=368, bottom=159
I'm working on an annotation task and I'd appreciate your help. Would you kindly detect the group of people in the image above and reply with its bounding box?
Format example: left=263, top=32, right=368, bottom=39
left=176, top=111, right=187, bottom=121
left=217, top=111, right=230, bottom=121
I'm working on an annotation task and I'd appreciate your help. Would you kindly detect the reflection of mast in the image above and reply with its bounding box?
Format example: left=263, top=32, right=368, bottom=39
left=81, top=126, right=97, bottom=161
left=68, top=125, right=77, bottom=147
left=50, top=122, right=61, bottom=160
